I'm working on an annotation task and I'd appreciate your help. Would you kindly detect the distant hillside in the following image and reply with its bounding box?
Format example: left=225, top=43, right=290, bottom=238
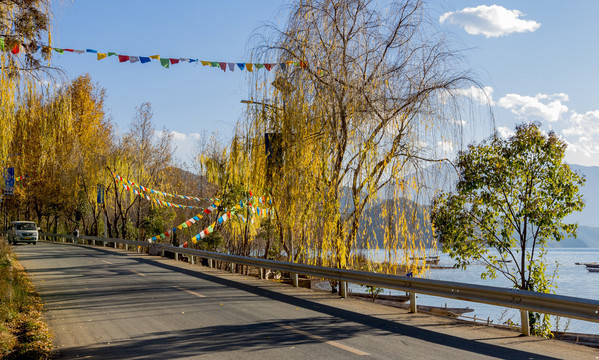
left=357, top=198, right=599, bottom=249
left=548, top=225, right=599, bottom=248
left=347, top=163, right=599, bottom=248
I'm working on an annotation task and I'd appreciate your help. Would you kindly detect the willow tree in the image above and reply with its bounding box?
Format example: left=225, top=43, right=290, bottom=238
left=106, top=102, right=175, bottom=240
left=242, top=0, right=475, bottom=271
left=0, top=0, right=53, bottom=192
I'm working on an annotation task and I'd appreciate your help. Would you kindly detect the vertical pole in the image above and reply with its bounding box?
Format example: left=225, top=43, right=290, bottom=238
left=339, top=281, right=348, bottom=299
left=520, top=310, right=530, bottom=336
left=190, top=256, right=195, bottom=265
left=409, top=292, right=417, bottom=313
left=103, top=213, right=108, bottom=239
left=208, top=258, right=213, bottom=268
left=259, top=268, right=264, bottom=279
left=230, top=263, right=235, bottom=273
left=292, top=273, right=299, bottom=287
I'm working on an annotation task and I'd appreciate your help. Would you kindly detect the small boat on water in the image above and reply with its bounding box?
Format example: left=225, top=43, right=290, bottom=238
left=409, top=256, right=440, bottom=265
left=583, top=263, right=599, bottom=269
left=588, top=268, right=599, bottom=273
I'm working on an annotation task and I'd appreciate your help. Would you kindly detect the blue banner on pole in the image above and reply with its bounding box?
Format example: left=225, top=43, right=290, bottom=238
left=4, top=167, right=14, bottom=195
left=97, top=184, right=104, bottom=204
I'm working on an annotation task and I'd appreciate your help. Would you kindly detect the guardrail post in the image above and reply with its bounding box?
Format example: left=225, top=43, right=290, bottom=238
left=339, top=281, right=348, bottom=299
left=190, top=256, right=195, bottom=265
left=230, top=263, right=235, bottom=273
left=409, top=292, right=417, bottom=313
left=520, top=310, right=530, bottom=336
left=114, top=241, right=117, bottom=249
left=208, top=259, right=213, bottom=268
left=259, top=268, right=264, bottom=279
left=291, top=273, right=299, bottom=287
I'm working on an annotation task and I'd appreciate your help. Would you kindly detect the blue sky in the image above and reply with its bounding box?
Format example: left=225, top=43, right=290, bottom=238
left=49, top=1, right=599, bottom=166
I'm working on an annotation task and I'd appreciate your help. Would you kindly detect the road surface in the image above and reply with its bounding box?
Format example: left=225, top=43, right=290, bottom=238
left=14, top=241, right=598, bottom=359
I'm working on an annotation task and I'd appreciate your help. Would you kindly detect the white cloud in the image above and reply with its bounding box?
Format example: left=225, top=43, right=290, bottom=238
left=496, top=126, right=515, bottom=138
left=560, top=110, right=599, bottom=165
left=496, top=93, right=568, bottom=123
left=439, top=5, right=541, bottom=38
left=169, top=131, right=202, bottom=142
left=153, top=130, right=202, bottom=165
left=453, top=85, right=494, bottom=105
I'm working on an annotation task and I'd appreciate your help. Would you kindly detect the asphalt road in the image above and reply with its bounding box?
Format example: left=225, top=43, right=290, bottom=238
left=14, top=241, right=599, bottom=359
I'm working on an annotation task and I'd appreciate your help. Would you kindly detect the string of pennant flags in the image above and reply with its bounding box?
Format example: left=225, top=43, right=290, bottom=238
left=147, top=200, right=222, bottom=242
left=148, top=194, right=272, bottom=244
left=111, top=172, right=215, bottom=209
left=1, top=38, right=309, bottom=72
left=188, top=193, right=273, bottom=243
left=111, top=172, right=208, bottom=201
left=109, top=171, right=275, bottom=244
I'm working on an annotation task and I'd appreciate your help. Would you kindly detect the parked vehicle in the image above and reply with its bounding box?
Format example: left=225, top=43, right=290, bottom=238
left=7, top=221, right=39, bottom=245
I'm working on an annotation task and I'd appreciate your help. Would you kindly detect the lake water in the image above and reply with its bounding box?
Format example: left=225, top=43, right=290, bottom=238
left=350, top=248, right=599, bottom=334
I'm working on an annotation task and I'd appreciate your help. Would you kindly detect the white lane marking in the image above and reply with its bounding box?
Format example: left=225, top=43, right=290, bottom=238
left=278, top=324, right=369, bottom=356
left=130, top=270, right=146, bottom=277
left=174, top=286, right=206, bottom=298
left=101, top=260, right=113, bottom=264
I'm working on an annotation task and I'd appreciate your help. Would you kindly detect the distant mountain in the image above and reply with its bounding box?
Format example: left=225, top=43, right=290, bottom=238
left=350, top=163, right=599, bottom=248
left=548, top=225, right=599, bottom=248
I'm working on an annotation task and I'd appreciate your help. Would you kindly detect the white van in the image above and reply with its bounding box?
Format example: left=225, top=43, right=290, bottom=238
left=7, top=221, right=39, bottom=245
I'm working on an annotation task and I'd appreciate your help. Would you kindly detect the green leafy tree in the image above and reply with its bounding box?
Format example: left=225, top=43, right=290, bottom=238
left=431, top=123, right=585, bottom=336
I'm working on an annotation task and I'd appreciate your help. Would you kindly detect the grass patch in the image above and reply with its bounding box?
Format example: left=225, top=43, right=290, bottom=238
left=0, top=240, right=52, bottom=359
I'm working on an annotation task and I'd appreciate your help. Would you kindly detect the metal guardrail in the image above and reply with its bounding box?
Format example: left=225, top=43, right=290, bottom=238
left=40, top=233, right=599, bottom=336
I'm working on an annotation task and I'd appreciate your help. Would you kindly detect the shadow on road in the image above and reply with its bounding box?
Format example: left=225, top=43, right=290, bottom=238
left=21, top=243, right=563, bottom=359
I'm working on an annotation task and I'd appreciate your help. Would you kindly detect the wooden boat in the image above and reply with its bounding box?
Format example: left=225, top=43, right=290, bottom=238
left=584, top=263, right=599, bottom=269
left=351, top=293, right=473, bottom=317
left=409, top=256, right=440, bottom=265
